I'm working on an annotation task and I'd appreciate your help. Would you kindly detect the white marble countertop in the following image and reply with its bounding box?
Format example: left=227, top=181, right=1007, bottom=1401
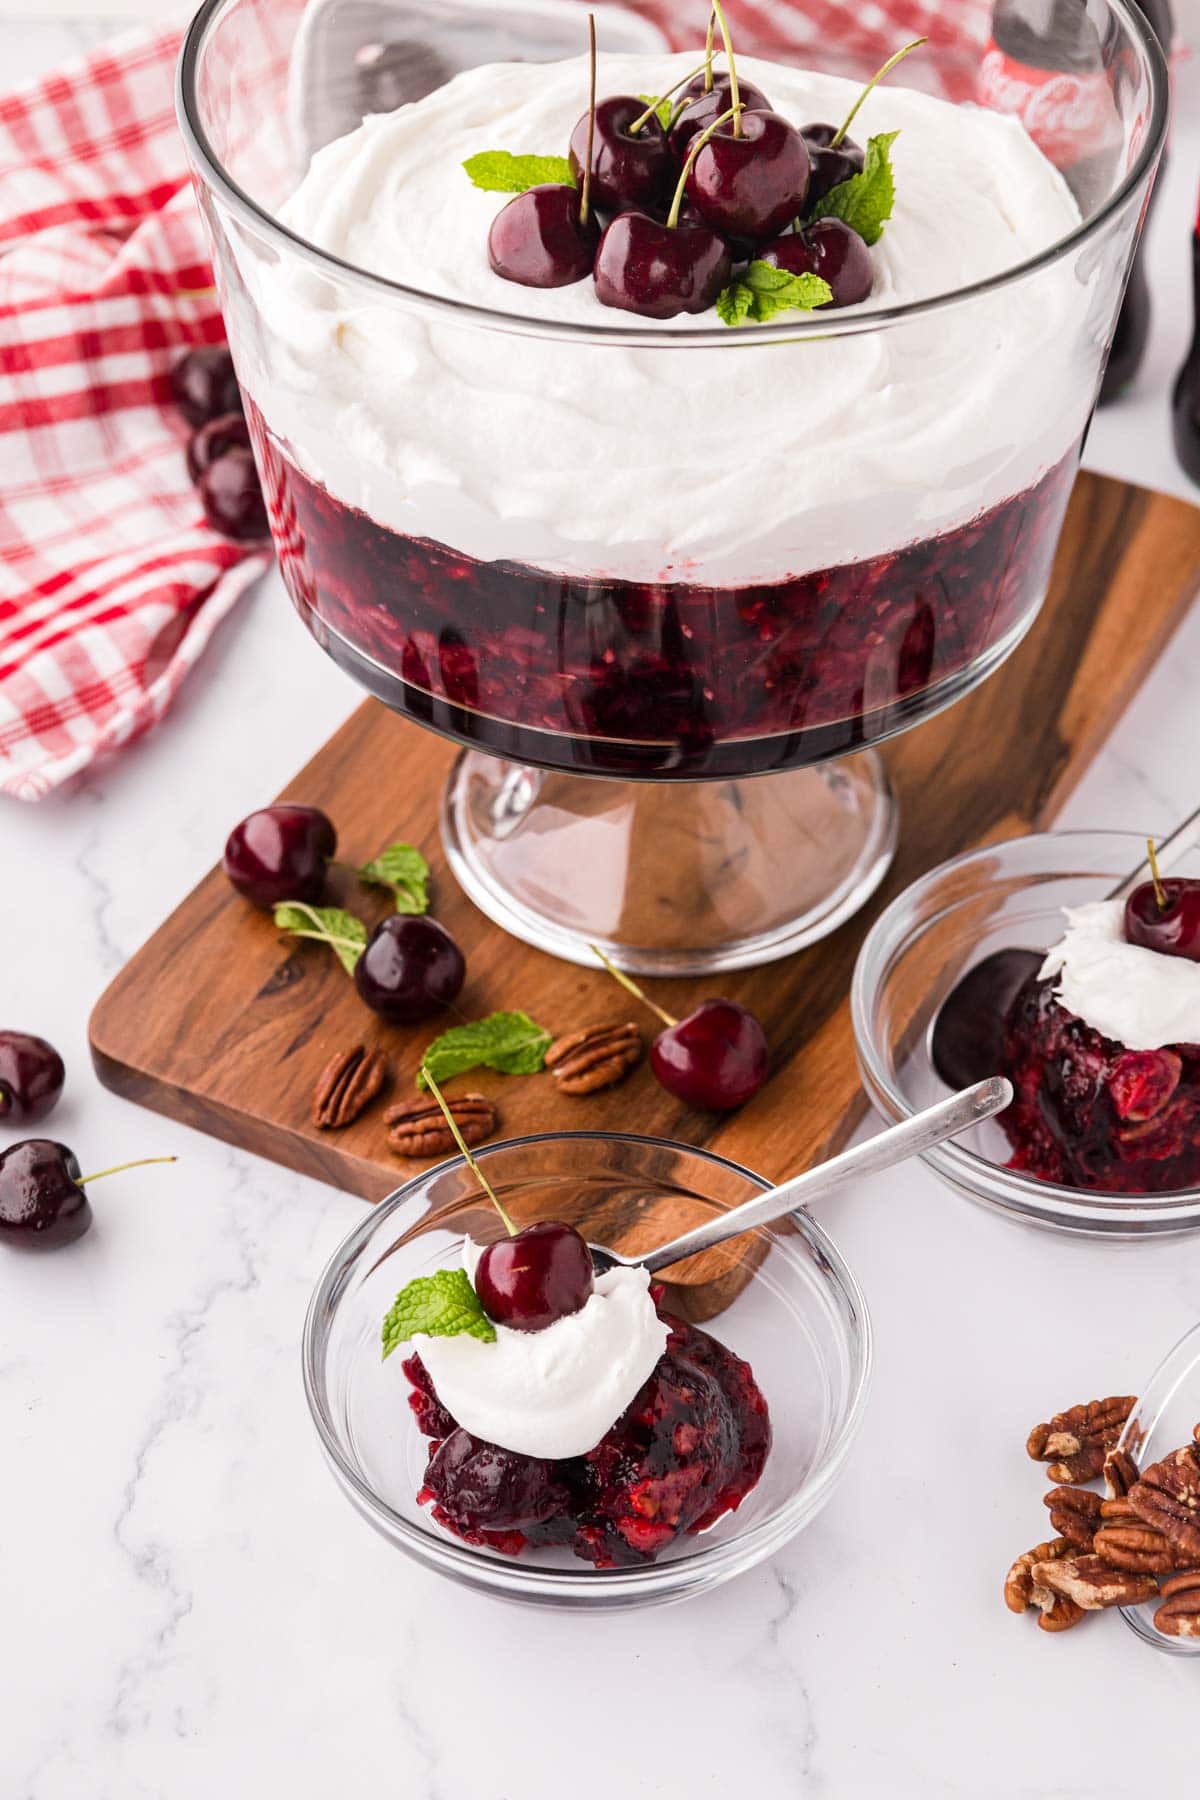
left=5, top=10, right=1200, bottom=1797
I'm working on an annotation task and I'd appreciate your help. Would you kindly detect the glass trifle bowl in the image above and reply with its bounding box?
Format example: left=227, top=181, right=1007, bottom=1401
left=177, top=0, right=1167, bottom=973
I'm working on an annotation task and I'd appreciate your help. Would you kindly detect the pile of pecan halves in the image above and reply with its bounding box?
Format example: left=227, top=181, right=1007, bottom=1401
left=1005, top=1394, right=1200, bottom=1639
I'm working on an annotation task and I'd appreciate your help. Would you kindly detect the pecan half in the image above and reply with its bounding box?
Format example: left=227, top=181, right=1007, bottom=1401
left=1043, top=1485, right=1103, bottom=1550
left=312, top=1044, right=388, bottom=1129
left=1129, top=1444, right=1200, bottom=1565
left=1027, top=1396, right=1137, bottom=1484
left=385, top=1093, right=498, bottom=1159
left=1154, top=1569, right=1200, bottom=1638
left=544, top=1021, right=643, bottom=1095
left=1031, top=1553, right=1159, bottom=1612
left=1093, top=1524, right=1177, bottom=1575
left=1005, top=1536, right=1072, bottom=1615
left=1103, top=1447, right=1140, bottom=1499
left=1099, top=1496, right=1138, bottom=1522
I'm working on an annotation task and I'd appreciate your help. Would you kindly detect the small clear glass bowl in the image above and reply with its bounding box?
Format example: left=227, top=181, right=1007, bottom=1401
left=851, top=830, right=1200, bottom=1239
left=1118, top=1321, right=1200, bottom=1654
left=302, top=1132, right=871, bottom=1610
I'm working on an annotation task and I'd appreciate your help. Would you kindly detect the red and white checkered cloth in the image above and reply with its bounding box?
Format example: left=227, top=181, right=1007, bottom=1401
left=0, top=2, right=997, bottom=801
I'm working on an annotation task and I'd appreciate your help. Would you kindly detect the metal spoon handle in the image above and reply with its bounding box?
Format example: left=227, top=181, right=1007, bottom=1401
left=1107, top=803, right=1200, bottom=903
left=638, top=1075, right=1012, bottom=1275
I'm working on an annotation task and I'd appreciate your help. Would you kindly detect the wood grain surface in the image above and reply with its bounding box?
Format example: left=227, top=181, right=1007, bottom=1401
left=90, top=473, right=1200, bottom=1224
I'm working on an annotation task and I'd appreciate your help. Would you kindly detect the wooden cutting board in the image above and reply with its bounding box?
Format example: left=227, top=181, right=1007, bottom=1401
left=90, top=472, right=1200, bottom=1218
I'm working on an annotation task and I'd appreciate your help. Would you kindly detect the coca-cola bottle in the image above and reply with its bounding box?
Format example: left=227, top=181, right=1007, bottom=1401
left=979, top=0, right=1172, bottom=402
left=1173, top=192, right=1200, bottom=486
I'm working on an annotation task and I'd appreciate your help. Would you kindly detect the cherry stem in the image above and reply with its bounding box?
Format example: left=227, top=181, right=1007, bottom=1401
left=588, top=943, right=677, bottom=1030
left=830, top=35, right=927, bottom=148
left=666, top=101, right=741, bottom=228
left=708, top=0, right=740, bottom=137
left=628, top=58, right=718, bottom=136
left=421, top=1066, right=517, bottom=1237
left=1147, top=837, right=1167, bottom=911
left=580, top=14, right=596, bottom=226
left=704, top=8, right=715, bottom=91
left=75, top=1155, right=178, bottom=1188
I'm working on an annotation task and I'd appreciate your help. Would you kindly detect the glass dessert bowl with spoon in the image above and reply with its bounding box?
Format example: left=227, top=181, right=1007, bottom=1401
left=178, top=0, right=1167, bottom=973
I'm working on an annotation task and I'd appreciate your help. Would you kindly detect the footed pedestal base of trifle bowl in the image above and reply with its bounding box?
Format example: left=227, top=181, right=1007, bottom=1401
left=441, top=751, right=897, bottom=976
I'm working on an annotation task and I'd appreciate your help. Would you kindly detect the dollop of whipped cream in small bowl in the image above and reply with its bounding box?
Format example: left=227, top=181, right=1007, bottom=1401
left=412, top=1241, right=669, bottom=1460
left=1040, top=899, right=1200, bottom=1050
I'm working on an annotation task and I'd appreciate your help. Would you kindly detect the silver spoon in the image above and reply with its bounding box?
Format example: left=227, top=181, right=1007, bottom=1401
left=589, top=1074, right=1011, bottom=1276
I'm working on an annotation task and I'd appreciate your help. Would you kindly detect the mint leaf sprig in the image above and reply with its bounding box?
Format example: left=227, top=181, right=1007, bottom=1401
left=716, top=262, right=832, bottom=328
left=417, top=1010, right=553, bottom=1089
left=463, top=150, right=575, bottom=195
left=382, top=1267, right=496, bottom=1356
left=810, top=130, right=900, bottom=247
left=357, top=842, right=430, bottom=915
left=274, top=902, right=367, bottom=976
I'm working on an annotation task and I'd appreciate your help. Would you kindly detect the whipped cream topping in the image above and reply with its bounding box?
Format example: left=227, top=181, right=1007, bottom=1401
left=1040, top=900, right=1200, bottom=1051
left=244, top=52, right=1087, bottom=583
left=412, top=1247, right=669, bottom=1460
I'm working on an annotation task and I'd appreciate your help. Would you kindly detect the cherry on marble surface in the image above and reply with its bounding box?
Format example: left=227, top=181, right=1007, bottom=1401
left=759, top=217, right=873, bottom=307
left=801, top=122, right=865, bottom=208
left=199, top=447, right=268, bottom=541
left=223, top=804, right=337, bottom=910
left=930, top=948, right=1044, bottom=1091
left=0, top=1139, right=91, bottom=1249
left=650, top=998, right=769, bottom=1111
left=353, top=914, right=465, bottom=1022
left=475, top=1219, right=595, bottom=1331
left=686, top=110, right=811, bottom=243
left=1124, top=878, right=1200, bottom=962
left=593, top=211, right=731, bottom=319
left=187, top=411, right=251, bottom=482
left=170, top=344, right=242, bottom=427
left=488, top=184, right=599, bottom=288
left=0, top=1032, right=65, bottom=1125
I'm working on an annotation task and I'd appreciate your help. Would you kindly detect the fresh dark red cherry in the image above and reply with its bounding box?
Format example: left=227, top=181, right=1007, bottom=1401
left=223, top=803, right=337, bottom=909
left=199, top=447, right=268, bottom=541
left=668, top=76, right=773, bottom=157
left=475, top=1220, right=594, bottom=1332
left=593, top=212, right=731, bottom=320
left=488, top=183, right=599, bottom=288
left=1124, top=879, right=1200, bottom=963
left=170, top=344, right=242, bottom=427
left=0, top=1032, right=65, bottom=1125
left=0, top=1140, right=91, bottom=1249
left=651, top=1000, right=769, bottom=1111
left=187, top=410, right=250, bottom=482
left=759, top=217, right=873, bottom=307
left=930, top=949, right=1043, bottom=1090
left=353, top=914, right=465, bottom=1022
left=801, top=123, right=865, bottom=208
left=568, top=96, right=676, bottom=215
left=686, top=111, right=811, bottom=243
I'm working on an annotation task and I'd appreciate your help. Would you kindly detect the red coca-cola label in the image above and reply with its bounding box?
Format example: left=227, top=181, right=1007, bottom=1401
left=977, top=37, right=1120, bottom=168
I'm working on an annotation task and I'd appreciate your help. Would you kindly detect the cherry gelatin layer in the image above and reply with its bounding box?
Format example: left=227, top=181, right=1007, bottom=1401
left=258, top=420, right=1077, bottom=780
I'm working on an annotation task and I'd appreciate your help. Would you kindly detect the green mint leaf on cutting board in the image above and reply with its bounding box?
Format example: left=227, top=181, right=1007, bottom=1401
left=809, top=130, right=900, bottom=246
left=358, top=842, right=430, bottom=915
left=637, top=93, right=674, bottom=130
left=417, top=1011, right=553, bottom=1089
left=273, top=902, right=367, bottom=976
left=463, top=151, right=576, bottom=194
left=382, top=1267, right=496, bottom=1358
left=716, top=262, right=832, bottom=328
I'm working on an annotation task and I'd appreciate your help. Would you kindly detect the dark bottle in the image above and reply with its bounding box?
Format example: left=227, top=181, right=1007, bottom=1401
left=981, top=0, right=1172, bottom=402
left=1173, top=191, right=1200, bottom=485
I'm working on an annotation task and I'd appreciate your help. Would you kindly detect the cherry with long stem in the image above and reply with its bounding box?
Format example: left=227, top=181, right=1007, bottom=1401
left=830, top=36, right=927, bottom=148
left=666, top=101, right=742, bottom=228
left=421, top=1066, right=517, bottom=1236
left=627, top=57, right=723, bottom=136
